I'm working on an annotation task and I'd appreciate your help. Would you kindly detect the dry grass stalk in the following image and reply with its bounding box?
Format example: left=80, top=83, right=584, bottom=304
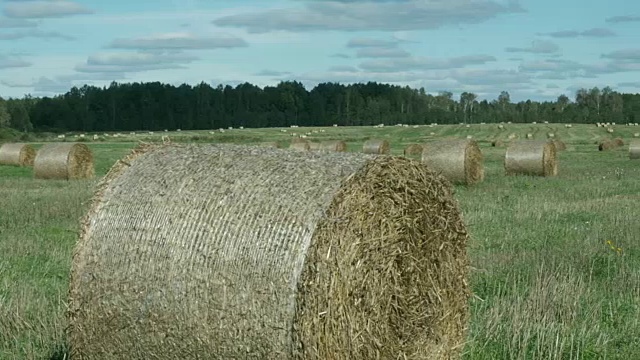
left=629, top=139, right=640, bottom=159
left=362, top=139, right=390, bottom=154
left=67, top=143, right=471, bottom=359
left=33, top=143, right=94, bottom=180
left=421, top=139, right=484, bottom=185
left=0, top=143, right=36, bottom=166
left=403, top=143, right=423, bottom=156
left=505, top=140, right=558, bottom=177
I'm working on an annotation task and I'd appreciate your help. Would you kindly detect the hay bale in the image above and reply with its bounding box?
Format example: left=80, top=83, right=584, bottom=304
left=526, top=133, right=533, bottom=139
left=630, top=139, right=640, bottom=159
left=289, top=140, right=310, bottom=151
left=0, top=143, right=36, bottom=166
left=308, top=141, right=322, bottom=151
left=319, top=140, right=347, bottom=152
left=491, top=140, right=505, bottom=147
left=259, top=141, right=282, bottom=149
left=505, top=140, right=558, bottom=177
left=552, top=139, right=567, bottom=151
left=598, top=140, right=616, bottom=151
left=362, top=139, right=390, bottom=154
left=33, top=143, right=94, bottom=180
left=613, top=138, right=624, bottom=147
left=403, top=143, right=423, bottom=156
left=421, top=139, right=484, bottom=185
left=68, top=144, right=471, bottom=359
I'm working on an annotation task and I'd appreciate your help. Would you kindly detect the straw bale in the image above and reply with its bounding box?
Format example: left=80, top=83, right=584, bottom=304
left=33, top=143, right=94, bottom=180
left=68, top=144, right=471, bottom=360
left=505, top=140, right=558, bottom=177
left=362, top=139, right=390, bottom=154
left=308, top=141, right=322, bottom=151
left=613, top=138, right=624, bottom=147
left=630, top=139, right=640, bottom=159
left=259, top=141, right=282, bottom=149
left=421, top=139, right=484, bottom=185
left=403, top=143, right=423, bottom=156
left=319, top=140, right=347, bottom=152
left=289, top=140, right=310, bottom=151
left=0, top=143, right=36, bottom=166
left=598, top=140, right=615, bottom=151
left=552, top=139, right=566, bottom=151
left=491, top=140, right=505, bottom=147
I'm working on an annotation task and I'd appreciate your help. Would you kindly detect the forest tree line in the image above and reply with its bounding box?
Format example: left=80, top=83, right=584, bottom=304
left=0, top=81, right=639, bottom=133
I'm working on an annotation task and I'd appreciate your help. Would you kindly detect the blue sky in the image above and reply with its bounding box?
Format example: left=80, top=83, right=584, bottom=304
left=0, top=0, right=639, bottom=102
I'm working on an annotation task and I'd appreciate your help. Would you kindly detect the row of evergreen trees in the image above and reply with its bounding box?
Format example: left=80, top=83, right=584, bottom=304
left=1, top=81, right=639, bottom=133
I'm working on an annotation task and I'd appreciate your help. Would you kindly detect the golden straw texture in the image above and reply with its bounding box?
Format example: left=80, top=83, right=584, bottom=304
left=0, top=143, right=36, bottom=166
left=33, top=143, right=94, bottom=180
left=68, top=143, right=470, bottom=360
left=289, top=141, right=310, bottom=151
left=421, top=139, right=484, bottom=185
left=404, top=144, right=423, bottom=156
left=505, top=140, right=558, bottom=177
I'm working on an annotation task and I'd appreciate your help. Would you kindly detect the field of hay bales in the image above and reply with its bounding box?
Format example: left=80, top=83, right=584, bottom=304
left=1, top=123, right=639, bottom=359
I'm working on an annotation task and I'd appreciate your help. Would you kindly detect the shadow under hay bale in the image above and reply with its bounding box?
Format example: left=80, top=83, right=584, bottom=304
left=421, top=139, right=484, bottom=185
left=0, top=143, right=36, bottom=166
left=34, top=143, right=94, bottom=180
left=491, top=140, right=505, bottom=147
left=319, top=140, right=347, bottom=152
left=362, top=139, right=390, bottom=154
left=68, top=144, right=471, bottom=360
left=505, top=140, right=558, bottom=177
left=289, top=140, right=310, bottom=151
left=403, top=143, right=423, bottom=156
left=630, top=139, right=640, bottom=159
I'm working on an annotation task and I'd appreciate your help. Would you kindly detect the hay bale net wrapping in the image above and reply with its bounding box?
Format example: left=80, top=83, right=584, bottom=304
left=504, top=140, right=558, bottom=176
left=421, top=139, right=484, bottom=185
left=404, top=143, right=424, bottom=156
left=630, top=139, right=640, bottom=159
left=33, top=143, right=94, bottom=180
left=362, top=139, right=390, bottom=154
left=68, top=144, right=470, bottom=359
left=0, top=143, right=36, bottom=166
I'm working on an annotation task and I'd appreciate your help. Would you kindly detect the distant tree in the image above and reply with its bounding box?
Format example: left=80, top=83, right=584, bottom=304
left=0, top=97, right=10, bottom=128
left=7, top=100, right=32, bottom=132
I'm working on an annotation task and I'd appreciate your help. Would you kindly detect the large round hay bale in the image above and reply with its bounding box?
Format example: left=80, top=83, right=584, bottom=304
left=33, top=143, right=94, bottom=180
left=491, top=140, right=505, bottom=147
left=319, top=140, right=347, bottom=152
left=421, top=139, right=484, bottom=185
left=613, top=137, right=624, bottom=147
left=403, top=143, right=423, bottom=156
left=630, top=139, right=640, bottom=159
left=68, top=144, right=470, bottom=360
left=552, top=139, right=567, bottom=151
left=362, top=139, right=390, bottom=154
left=505, top=140, right=558, bottom=177
left=0, top=143, right=36, bottom=166
left=259, top=141, right=282, bottom=149
left=289, top=140, right=310, bottom=151
left=308, top=141, right=322, bottom=151
left=598, top=140, right=615, bottom=151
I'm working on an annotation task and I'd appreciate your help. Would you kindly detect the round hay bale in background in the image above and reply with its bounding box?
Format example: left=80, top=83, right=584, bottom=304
left=308, top=141, right=322, bottom=151
left=33, top=143, right=94, bottom=180
left=0, top=143, right=36, bottom=166
left=259, top=141, right=282, bottom=149
left=491, top=140, right=505, bottom=147
left=598, top=140, right=615, bottom=151
left=629, top=139, right=640, bottom=159
left=68, top=144, right=470, bottom=360
left=526, top=133, right=534, bottom=139
left=319, top=140, right=347, bottom=152
left=289, top=140, right=310, bottom=151
left=613, top=138, right=624, bottom=147
left=362, top=139, right=390, bottom=154
left=552, top=139, right=567, bottom=151
left=403, top=143, right=423, bottom=156
left=505, top=140, right=558, bottom=177
left=421, top=139, right=484, bottom=185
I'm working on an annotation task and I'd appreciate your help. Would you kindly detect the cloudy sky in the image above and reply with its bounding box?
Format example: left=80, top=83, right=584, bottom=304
left=0, top=0, right=639, bottom=101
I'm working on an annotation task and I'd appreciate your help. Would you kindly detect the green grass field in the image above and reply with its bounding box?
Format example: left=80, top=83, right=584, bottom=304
left=1, top=123, right=639, bottom=359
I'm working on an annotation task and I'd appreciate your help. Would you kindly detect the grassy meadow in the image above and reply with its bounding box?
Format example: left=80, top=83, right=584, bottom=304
left=1, top=123, right=639, bottom=359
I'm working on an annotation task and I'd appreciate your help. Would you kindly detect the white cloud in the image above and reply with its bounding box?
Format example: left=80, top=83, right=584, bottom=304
left=544, top=28, right=616, bottom=38
left=355, top=47, right=410, bottom=58
left=109, top=32, right=248, bottom=50
left=0, top=54, right=31, bottom=69
left=0, top=17, right=38, bottom=28
left=76, top=51, right=199, bottom=73
left=358, top=55, right=496, bottom=72
left=3, top=0, right=92, bottom=19
left=0, top=29, right=74, bottom=40
left=506, top=40, right=560, bottom=54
